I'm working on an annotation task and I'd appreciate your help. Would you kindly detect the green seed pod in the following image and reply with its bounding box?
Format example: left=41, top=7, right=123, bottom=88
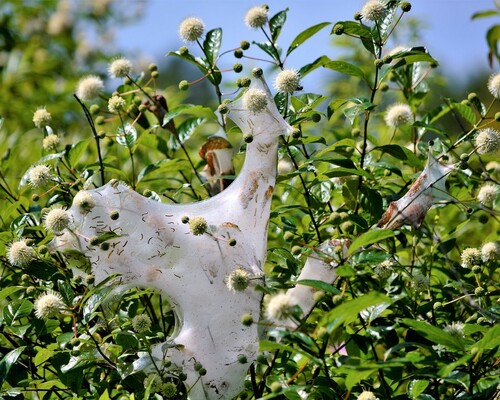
left=241, top=314, right=253, bottom=326
left=401, top=2, right=411, bottom=12
left=110, top=210, right=119, bottom=220
left=243, top=133, right=253, bottom=143
left=233, top=63, right=243, bottom=73
left=240, top=40, right=250, bottom=50
left=234, top=49, right=244, bottom=59
left=178, top=80, right=189, bottom=91
left=252, top=67, right=263, bottom=78
left=148, top=63, right=158, bottom=72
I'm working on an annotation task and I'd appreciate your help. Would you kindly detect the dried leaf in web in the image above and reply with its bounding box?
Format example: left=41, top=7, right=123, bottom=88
left=378, top=154, right=454, bottom=230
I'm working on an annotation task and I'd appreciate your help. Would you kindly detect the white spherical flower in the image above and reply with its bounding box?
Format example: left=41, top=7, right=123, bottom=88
left=243, top=88, right=268, bottom=113
left=35, top=290, right=65, bottom=319
left=481, top=241, right=500, bottom=262
left=244, top=5, right=269, bottom=29
left=73, top=190, right=96, bottom=214
left=474, top=128, right=499, bottom=154
left=42, top=135, right=60, bottom=151
left=32, top=107, right=52, bottom=128
left=108, top=95, right=126, bottom=113
left=28, top=164, right=52, bottom=188
left=226, top=268, right=250, bottom=292
left=477, top=183, right=498, bottom=206
left=179, top=17, right=205, bottom=42
left=274, top=69, right=301, bottom=94
left=357, top=391, right=378, bottom=400
left=76, top=75, right=104, bottom=101
left=460, top=247, right=482, bottom=268
left=44, top=207, right=72, bottom=234
left=487, top=72, right=500, bottom=98
left=7, top=239, right=35, bottom=266
left=361, top=0, right=386, bottom=21
left=444, top=321, right=465, bottom=338
left=266, top=292, right=295, bottom=321
left=132, top=314, right=152, bottom=333
left=108, top=57, right=133, bottom=78
left=384, top=103, right=414, bottom=128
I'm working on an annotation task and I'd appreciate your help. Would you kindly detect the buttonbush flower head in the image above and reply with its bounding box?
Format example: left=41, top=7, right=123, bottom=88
left=73, top=190, right=96, bottom=214
left=411, top=272, right=429, bottom=291
left=108, top=57, right=133, bottom=78
left=44, top=206, right=72, bottom=234
left=76, top=75, right=104, bottom=100
left=108, top=95, right=126, bottom=113
left=477, top=183, right=498, bottom=206
left=132, top=314, right=152, bottom=333
left=474, top=128, right=499, bottom=154
left=189, top=216, right=208, bottom=236
left=243, top=88, right=268, bottom=113
left=160, top=382, right=177, bottom=398
left=144, top=373, right=163, bottom=392
left=460, top=247, right=482, bottom=268
left=244, top=5, right=269, bottom=29
left=32, top=107, right=52, bottom=128
left=266, top=292, right=295, bottom=321
left=179, top=17, right=205, bottom=42
left=384, top=103, right=414, bottom=127
left=274, top=69, right=301, bottom=94
left=487, top=72, right=500, bottom=98
left=361, top=0, right=386, bottom=21
left=42, top=134, right=60, bottom=151
left=34, top=290, right=65, bottom=319
left=481, top=241, right=500, bottom=262
left=357, top=391, right=378, bottom=400
left=444, top=321, right=465, bottom=338
left=226, top=268, right=251, bottom=292
left=7, top=239, right=35, bottom=266
left=28, top=164, right=52, bottom=188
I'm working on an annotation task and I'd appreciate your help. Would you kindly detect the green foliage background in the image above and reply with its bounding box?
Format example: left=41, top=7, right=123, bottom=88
left=0, top=1, right=498, bottom=399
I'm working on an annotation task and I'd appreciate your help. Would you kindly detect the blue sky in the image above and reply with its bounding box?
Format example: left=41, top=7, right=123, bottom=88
left=114, top=0, right=497, bottom=91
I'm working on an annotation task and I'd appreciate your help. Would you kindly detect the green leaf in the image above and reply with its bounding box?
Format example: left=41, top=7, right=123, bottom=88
left=472, top=324, right=500, bottom=354
left=298, top=55, right=330, bottom=77
left=348, top=229, right=395, bottom=256
left=253, top=41, right=282, bottom=62
left=270, top=9, right=288, bottom=42
left=331, top=21, right=375, bottom=54
left=287, top=22, right=331, bottom=56
left=0, top=286, right=24, bottom=303
left=116, top=331, right=139, bottom=350
left=65, top=140, right=89, bottom=167
left=168, top=117, right=206, bottom=151
left=487, top=25, right=500, bottom=63
left=373, top=144, right=422, bottom=168
left=401, top=319, right=465, bottom=351
left=295, top=279, right=341, bottom=296
left=4, top=299, right=33, bottom=326
left=324, top=60, right=366, bottom=82
left=116, top=123, right=137, bottom=148
left=203, top=28, right=222, bottom=65
left=259, top=340, right=321, bottom=364
left=390, top=47, right=439, bottom=68
left=471, top=10, right=499, bottom=20
left=408, top=379, right=429, bottom=399
left=0, top=346, right=26, bottom=387
left=34, top=347, right=54, bottom=367
left=58, top=280, right=75, bottom=305
left=162, top=104, right=216, bottom=128
left=450, top=102, right=476, bottom=125
left=322, top=292, right=390, bottom=332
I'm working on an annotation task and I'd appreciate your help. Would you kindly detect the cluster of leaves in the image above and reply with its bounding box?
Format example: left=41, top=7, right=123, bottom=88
left=0, top=1, right=498, bottom=399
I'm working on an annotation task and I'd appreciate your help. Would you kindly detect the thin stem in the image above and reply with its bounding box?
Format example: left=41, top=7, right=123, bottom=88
left=74, top=95, right=105, bottom=186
